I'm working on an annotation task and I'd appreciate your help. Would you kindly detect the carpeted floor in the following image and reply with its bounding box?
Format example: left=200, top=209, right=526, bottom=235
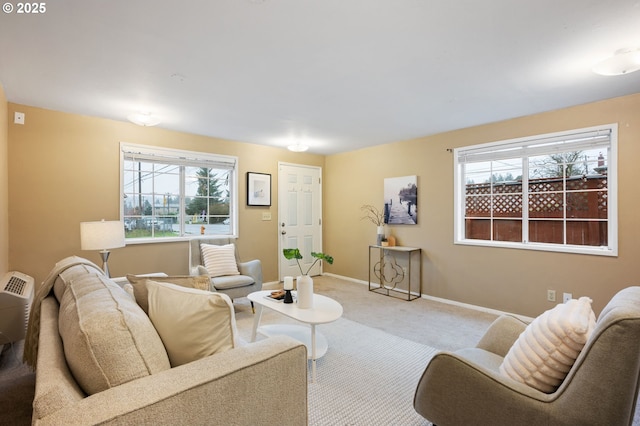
left=0, top=340, right=34, bottom=426
left=304, top=318, right=435, bottom=425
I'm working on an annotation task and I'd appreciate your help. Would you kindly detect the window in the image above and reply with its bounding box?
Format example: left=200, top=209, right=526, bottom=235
left=120, top=143, right=238, bottom=241
left=454, top=124, right=617, bottom=256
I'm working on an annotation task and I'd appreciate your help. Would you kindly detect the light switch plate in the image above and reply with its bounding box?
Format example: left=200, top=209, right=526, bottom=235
left=262, top=212, right=272, bottom=221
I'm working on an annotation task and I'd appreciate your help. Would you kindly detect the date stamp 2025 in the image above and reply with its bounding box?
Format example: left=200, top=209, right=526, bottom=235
left=3, top=2, right=47, bottom=14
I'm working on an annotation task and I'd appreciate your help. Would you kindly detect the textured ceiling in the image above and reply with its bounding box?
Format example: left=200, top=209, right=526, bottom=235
left=1, top=0, right=639, bottom=154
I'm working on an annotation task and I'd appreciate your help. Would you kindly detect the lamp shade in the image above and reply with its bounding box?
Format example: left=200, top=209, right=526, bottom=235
left=80, top=220, right=126, bottom=250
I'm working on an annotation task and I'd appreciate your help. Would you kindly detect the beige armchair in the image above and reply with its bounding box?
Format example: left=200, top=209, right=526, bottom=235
left=414, top=286, right=640, bottom=426
left=189, top=237, right=262, bottom=311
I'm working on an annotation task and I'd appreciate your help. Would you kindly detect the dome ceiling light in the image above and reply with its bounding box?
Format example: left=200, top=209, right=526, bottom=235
left=592, top=48, right=640, bottom=76
left=127, top=112, right=161, bottom=126
left=287, top=142, right=309, bottom=152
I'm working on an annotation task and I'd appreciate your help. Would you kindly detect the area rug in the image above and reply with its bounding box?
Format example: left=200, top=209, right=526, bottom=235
left=307, top=318, right=436, bottom=425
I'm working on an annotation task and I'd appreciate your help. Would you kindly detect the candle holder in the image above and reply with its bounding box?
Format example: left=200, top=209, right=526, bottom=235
left=283, top=289, right=294, bottom=304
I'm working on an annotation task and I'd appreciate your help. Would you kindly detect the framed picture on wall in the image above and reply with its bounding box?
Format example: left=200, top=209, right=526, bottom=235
left=384, top=175, right=418, bottom=224
left=247, top=172, right=271, bottom=206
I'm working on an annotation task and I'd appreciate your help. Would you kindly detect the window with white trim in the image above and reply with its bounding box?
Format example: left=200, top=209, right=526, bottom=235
left=454, top=124, right=617, bottom=256
left=120, top=143, right=238, bottom=241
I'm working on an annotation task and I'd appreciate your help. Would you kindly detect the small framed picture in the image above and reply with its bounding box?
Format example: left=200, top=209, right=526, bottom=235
left=247, top=172, right=271, bottom=206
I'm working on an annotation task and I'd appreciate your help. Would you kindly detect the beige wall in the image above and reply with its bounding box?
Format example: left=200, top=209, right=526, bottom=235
left=7, top=104, right=324, bottom=287
left=0, top=84, right=8, bottom=276
left=324, top=93, right=640, bottom=317
left=7, top=94, right=640, bottom=318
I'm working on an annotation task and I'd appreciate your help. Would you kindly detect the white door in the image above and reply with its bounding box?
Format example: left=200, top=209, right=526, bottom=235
left=278, top=163, right=323, bottom=280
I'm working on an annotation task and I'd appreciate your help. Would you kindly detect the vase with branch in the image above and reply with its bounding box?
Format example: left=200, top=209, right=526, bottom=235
left=282, top=248, right=334, bottom=308
left=361, top=204, right=386, bottom=245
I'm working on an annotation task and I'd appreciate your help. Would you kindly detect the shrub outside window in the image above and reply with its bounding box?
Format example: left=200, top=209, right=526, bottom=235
left=454, top=124, right=617, bottom=256
left=120, top=143, right=238, bottom=242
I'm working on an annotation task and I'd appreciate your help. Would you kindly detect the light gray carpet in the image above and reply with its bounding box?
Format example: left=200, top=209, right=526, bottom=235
left=305, top=318, right=435, bottom=425
left=235, top=312, right=438, bottom=425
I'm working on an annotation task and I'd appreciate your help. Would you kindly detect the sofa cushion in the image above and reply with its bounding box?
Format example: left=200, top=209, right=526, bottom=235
left=126, top=274, right=212, bottom=313
left=58, top=274, right=171, bottom=395
left=146, top=280, right=238, bottom=367
left=499, top=297, right=596, bottom=393
left=211, top=274, right=255, bottom=290
left=201, top=243, right=240, bottom=277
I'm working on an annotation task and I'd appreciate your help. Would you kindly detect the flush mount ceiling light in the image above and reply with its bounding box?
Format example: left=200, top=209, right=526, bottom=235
left=592, top=48, right=640, bottom=76
left=127, top=112, right=161, bottom=126
left=287, top=142, right=309, bottom=152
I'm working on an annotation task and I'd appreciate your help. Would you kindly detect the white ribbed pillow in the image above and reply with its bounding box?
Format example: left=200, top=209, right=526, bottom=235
left=201, top=243, right=240, bottom=277
left=499, top=297, right=596, bottom=393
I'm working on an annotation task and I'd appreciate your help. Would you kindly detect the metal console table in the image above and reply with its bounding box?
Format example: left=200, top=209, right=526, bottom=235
left=368, top=245, right=421, bottom=301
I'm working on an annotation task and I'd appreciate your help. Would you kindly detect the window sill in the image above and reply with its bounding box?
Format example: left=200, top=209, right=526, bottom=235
left=454, top=239, right=617, bottom=257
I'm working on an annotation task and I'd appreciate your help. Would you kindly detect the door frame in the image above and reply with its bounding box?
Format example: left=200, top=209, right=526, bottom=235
left=277, top=162, right=323, bottom=281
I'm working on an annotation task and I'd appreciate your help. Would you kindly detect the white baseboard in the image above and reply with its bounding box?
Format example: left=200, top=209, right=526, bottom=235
left=322, top=272, right=533, bottom=322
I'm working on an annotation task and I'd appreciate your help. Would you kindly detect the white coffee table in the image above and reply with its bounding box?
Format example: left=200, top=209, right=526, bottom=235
left=248, top=290, right=343, bottom=382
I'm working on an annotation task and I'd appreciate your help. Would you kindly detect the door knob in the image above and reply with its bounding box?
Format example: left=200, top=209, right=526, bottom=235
left=281, top=230, right=287, bottom=235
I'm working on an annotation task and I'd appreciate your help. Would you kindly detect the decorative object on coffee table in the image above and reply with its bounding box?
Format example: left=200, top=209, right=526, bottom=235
left=282, top=249, right=333, bottom=309
left=283, top=276, right=294, bottom=304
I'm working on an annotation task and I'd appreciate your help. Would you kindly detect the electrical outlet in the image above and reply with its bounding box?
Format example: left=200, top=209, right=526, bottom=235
left=563, top=293, right=573, bottom=303
left=547, top=289, right=556, bottom=302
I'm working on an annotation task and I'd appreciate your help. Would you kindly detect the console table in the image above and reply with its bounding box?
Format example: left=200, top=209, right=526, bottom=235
left=368, top=245, right=421, bottom=301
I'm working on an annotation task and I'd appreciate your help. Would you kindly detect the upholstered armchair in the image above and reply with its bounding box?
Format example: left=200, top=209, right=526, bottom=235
left=189, top=238, right=262, bottom=311
left=414, top=287, right=640, bottom=426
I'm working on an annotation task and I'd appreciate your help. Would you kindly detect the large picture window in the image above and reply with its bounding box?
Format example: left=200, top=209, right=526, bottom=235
left=120, top=143, right=238, bottom=241
left=454, top=124, right=617, bottom=256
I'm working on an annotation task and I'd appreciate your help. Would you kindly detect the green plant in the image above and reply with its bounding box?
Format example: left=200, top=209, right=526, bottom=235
left=282, top=248, right=334, bottom=276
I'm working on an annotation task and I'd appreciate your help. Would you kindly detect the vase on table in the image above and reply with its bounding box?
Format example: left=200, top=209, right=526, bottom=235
left=376, top=225, right=386, bottom=245
left=296, top=275, right=314, bottom=309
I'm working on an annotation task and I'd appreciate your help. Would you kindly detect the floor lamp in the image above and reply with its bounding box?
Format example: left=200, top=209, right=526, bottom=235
left=80, top=219, right=126, bottom=278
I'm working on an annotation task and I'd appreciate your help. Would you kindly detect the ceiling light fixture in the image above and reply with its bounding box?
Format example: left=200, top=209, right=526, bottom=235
left=287, top=142, right=309, bottom=152
left=127, top=112, right=161, bottom=126
left=592, top=48, right=640, bottom=76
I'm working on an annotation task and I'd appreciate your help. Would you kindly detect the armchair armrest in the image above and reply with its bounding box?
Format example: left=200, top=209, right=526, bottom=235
left=193, top=265, right=209, bottom=276
left=238, top=259, right=263, bottom=288
left=414, top=351, right=552, bottom=426
left=35, top=336, right=307, bottom=426
left=476, top=314, right=528, bottom=357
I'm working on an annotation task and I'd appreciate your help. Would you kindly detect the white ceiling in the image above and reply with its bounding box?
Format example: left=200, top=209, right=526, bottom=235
left=1, top=0, right=640, bottom=155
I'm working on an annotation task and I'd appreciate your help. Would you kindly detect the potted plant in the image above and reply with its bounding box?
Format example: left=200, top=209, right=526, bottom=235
left=282, top=248, right=334, bottom=308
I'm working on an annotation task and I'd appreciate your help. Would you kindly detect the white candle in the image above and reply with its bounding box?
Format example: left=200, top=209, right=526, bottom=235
left=283, top=276, right=294, bottom=290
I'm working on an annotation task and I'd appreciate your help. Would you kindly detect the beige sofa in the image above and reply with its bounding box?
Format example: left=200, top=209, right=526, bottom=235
left=30, top=258, right=308, bottom=425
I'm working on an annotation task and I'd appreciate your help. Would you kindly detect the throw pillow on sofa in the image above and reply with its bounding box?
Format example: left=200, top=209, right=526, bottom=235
left=58, top=274, right=171, bottom=395
left=201, top=243, right=240, bottom=277
left=126, top=274, right=211, bottom=314
left=146, top=280, right=239, bottom=367
left=499, top=296, right=596, bottom=393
